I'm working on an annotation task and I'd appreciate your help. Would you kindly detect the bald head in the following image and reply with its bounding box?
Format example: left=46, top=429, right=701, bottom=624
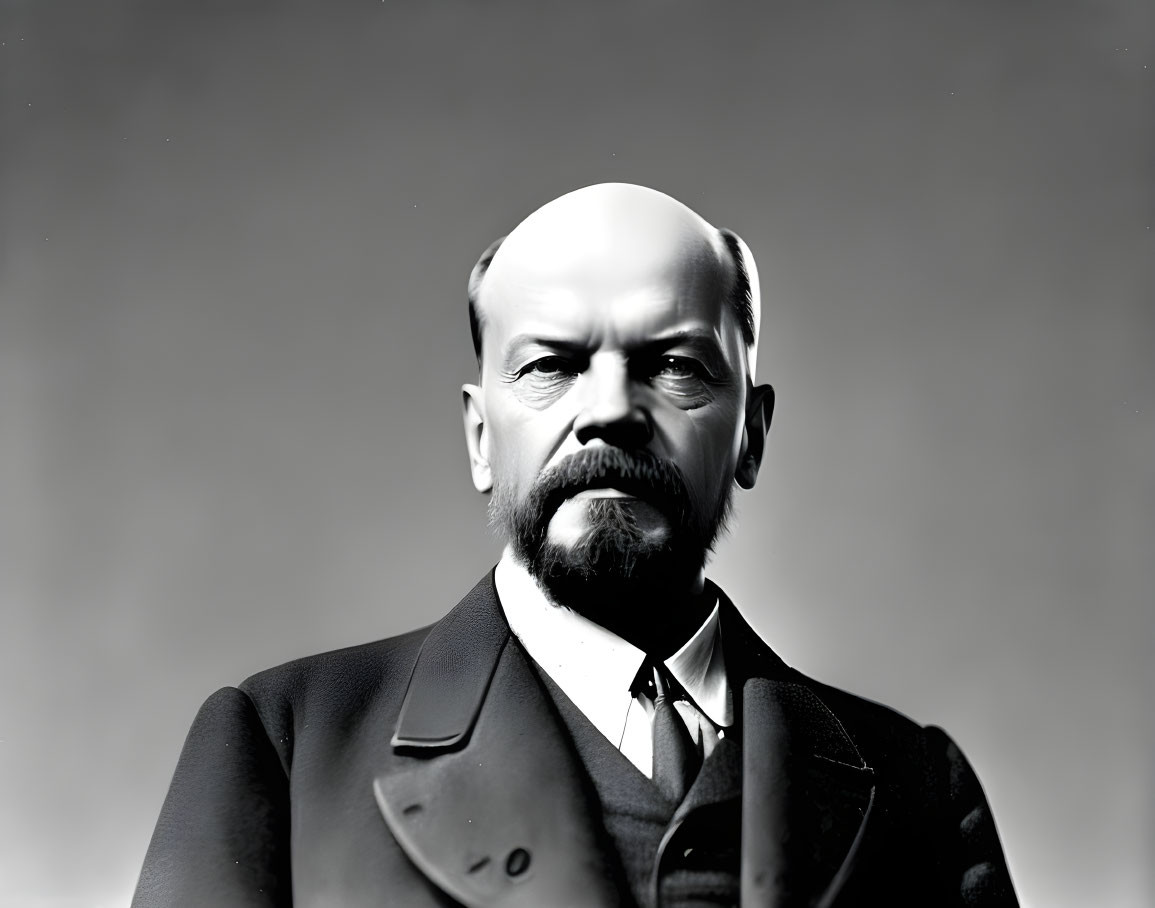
left=468, top=183, right=760, bottom=378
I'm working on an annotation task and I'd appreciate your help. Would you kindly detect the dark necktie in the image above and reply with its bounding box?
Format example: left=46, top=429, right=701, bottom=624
left=635, top=663, right=703, bottom=804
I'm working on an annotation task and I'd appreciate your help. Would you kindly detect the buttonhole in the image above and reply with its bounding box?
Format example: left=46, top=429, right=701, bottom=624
left=505, top=847, right=531, bottom=877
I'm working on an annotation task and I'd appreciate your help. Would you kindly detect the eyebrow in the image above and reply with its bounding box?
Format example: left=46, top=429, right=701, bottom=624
left=505, top=334, right=590, bottom=354
left=501, top=335, right=590, bottom=372
left=632, top=330, right=725, bottom=356
left=501, top=329, right=728, bottom=370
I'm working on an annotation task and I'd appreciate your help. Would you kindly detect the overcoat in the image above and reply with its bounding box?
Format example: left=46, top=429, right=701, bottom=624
left=133, top=572, right=1017, bottom=907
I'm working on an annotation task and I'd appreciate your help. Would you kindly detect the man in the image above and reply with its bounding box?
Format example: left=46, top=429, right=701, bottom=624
left=134, top=184, right=1017, bottom=907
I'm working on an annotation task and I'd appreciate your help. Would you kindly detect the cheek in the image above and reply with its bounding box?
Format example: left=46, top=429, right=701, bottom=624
left=673, top=407, right=745, bottom=500
left=485, top=409, right=556, bottom=496
left=487, top=441, right=530, bottom=499
left=490, top=385, right=577, bottom=457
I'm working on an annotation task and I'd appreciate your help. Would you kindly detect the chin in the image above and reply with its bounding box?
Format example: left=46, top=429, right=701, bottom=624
left=531, top=499, right=702, bottom=613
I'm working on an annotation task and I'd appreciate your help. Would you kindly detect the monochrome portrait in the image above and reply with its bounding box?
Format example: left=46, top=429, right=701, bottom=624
left=1, top=2, right=1150, bottom=906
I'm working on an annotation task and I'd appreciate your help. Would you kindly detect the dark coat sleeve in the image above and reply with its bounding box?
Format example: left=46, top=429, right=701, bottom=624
left=925, top=725, right=1018, bottom=907
left=132, top=687, right=292, bottom=908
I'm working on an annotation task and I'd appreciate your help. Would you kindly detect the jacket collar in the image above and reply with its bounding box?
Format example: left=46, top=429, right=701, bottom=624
left=671, top=584, right=878, bottom=907
left=389, top=572, right=509, bottom=752
left=376, top=572, right=877, bottom=908
left=375, top=572, right=625, bottom=907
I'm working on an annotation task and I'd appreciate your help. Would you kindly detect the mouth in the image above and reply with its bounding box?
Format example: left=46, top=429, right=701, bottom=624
left=557, top=473, right=658, bottom=505
left=569, top=488, right=635, bottom=501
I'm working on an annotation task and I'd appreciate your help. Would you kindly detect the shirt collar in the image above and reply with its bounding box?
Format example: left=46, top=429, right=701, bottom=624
left=666, top=600, right=732, bottom=727
left=494, top=551, right=733, bottom=745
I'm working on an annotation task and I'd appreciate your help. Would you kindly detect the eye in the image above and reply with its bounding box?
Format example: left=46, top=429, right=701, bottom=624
left=506, top=354, right=581, bottom=409
left=643, top=355, right=713, bottom=383
left=654, top=356, right=702, bottom=380
left=638, top=354, right=718, bottom=409
left=519, top=355, right=577, bottom=378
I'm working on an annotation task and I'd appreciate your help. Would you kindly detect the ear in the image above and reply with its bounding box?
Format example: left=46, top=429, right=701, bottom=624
left=462, top=383, right=492, bottom=493
left=735, top=383, right=775, bottom=490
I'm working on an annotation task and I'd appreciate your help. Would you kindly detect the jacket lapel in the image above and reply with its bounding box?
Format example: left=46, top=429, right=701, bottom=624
left=374, top=574, right=623, bottom=908
left=375, top=574, right=876, bottom=907
left=739, top=676, right=876, bottom=908
left=717, top=592, right=877, bottom=908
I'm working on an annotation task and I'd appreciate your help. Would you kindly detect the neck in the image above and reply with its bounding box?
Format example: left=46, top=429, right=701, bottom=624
left=578, top=581, right=713, bottom=659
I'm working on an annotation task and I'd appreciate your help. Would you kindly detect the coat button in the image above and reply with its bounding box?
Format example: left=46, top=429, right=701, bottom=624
left=505, top=848, right=531, bottom=877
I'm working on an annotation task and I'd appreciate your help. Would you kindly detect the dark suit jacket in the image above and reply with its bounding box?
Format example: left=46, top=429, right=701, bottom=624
left=133, top=572, right=1017, bottom=907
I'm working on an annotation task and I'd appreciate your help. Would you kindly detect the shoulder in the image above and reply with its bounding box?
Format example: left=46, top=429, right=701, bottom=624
left=218, top=573, right=504, bottom=764
left=239, top=623, right=434, bottom=707
left=777, top=669, right=978, bottom=814
left=798, top=672, right=1015, bottom=887
left=213, top=624, right=435, bottom=767
left=815, top=680, right=1016, bottom=902
left=801, top=677, right=930, bottom=755
left=795, top=673, right=970, bottom=786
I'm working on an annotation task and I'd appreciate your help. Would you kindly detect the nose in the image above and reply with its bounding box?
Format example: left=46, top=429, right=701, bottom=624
left=572, top=354, right=653, bottom=448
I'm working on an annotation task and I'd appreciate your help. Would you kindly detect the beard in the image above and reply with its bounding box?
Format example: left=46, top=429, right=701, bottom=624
left=489, top=447, right=733, bottom=619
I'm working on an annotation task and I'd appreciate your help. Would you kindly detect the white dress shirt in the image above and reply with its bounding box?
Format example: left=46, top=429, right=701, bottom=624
left=495, top=553, right=733, bottom=777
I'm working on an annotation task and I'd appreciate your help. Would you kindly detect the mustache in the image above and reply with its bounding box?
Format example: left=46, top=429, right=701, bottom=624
left=527, top=447, right=691, bottom=527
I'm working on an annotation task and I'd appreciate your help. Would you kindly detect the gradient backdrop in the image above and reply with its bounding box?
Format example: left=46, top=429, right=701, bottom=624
left=2, top=1, right=1152, bottom=906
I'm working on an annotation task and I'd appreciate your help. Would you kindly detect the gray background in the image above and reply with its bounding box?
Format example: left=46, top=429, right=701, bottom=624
left=2, top=1, right=1151, bottom=905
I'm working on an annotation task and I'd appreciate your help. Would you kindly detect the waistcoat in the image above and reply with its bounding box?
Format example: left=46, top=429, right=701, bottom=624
left=535, top=665, right=743, bottom=908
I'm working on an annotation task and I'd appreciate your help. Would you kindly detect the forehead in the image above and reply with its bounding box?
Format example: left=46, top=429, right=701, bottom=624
left=479, top=227, right=738, bottom=355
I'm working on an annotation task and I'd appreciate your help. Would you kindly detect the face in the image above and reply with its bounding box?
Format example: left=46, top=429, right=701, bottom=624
left=462, top=192, right=771, bottom=610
